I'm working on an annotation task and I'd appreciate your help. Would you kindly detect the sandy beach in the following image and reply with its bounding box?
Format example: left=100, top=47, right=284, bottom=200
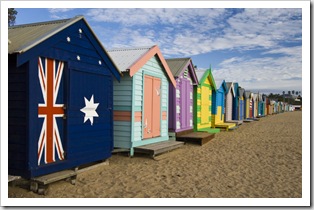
left=8, top=111, right=302, bottom=199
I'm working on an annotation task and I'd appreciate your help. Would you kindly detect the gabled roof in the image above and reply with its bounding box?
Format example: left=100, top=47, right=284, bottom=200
left=244, top=91, right=252, bottom=99
left=226, top=82, right=235, bottom=96
left=239, top=88, right=245, bottom=97
left=233, top=82, right=240, bottom=97
left=214, top=79, right=228, bottom=93
left=195, top=68, right=216, bottom=90
left=107, top=45, right=176, bottom=87
left=9, top=17, right=79, bottom=54
left=8, top=15, right=122, bottom=79
left=165, top=57, right=199, bottom=85
left=252, top=93, right=258, bottom=101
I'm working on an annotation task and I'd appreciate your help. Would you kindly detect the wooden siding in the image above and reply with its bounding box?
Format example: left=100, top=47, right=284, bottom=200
left=8, top=56, right=28, bottom=177
left=225, top=89, right=233, bottom=121
left=113, top=55, right=169, bottom=150
left=195, top=77, right=213, bottom=131
left=113, top=73, right=133, bottom=148
left=169, top=68, right=194, bottom=132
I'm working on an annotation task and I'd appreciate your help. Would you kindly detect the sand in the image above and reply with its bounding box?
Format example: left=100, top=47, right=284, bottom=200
left=8, top=111, right=302, bottom=199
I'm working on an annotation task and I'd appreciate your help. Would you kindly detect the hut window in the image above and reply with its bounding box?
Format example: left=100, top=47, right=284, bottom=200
left=190, top=92, right=193, bottom=99
left=190, top=105, right=193, bottom=113
left=190, top=119, right=193, bottom=126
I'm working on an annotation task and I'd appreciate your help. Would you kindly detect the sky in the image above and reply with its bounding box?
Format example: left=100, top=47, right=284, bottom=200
left=7, top=4, right=305, bottom=95
left=1, top=1, right=311, bottom=207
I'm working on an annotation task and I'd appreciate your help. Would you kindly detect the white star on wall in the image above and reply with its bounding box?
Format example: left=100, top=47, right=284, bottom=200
left=80, top=95, right=99, bottom=125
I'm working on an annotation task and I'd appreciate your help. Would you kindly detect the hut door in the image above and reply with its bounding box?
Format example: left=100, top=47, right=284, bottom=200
left=37, top=57, right=66, bottom=165
left=249, top=99, right=253, bottom=118
left=200, top=85, right=209, bottom=124
left=181, top=79, right=190, bottom=129
left=239, top=100, right=244, bottom=120
left=143, top=75, right=161, bottom=139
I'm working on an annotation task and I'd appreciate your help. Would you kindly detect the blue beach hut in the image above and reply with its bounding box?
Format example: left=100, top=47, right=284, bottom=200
left=8, top=16, right=121, bottom=178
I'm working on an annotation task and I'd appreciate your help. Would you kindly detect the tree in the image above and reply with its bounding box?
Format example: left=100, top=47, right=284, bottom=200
left=8, top=8, right=18, bottom=26
left=292, top=90, right=295, bottom=95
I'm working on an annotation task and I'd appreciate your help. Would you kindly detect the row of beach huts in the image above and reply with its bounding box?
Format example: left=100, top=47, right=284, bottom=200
left=8, top=16, right=295, bottom=188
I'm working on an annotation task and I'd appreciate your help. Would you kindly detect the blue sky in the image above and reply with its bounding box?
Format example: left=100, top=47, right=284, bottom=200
left=6, top=2, right=307, bottom=95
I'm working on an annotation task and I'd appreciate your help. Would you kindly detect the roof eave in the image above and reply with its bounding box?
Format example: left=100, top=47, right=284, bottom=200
left=10, top=16, right=84, bottom=54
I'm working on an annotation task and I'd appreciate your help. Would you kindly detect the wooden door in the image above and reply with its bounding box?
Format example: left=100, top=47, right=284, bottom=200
left=37, top=57, right=66, bottom=166
left=143, top=75, right=161, bottom=139
left=152, top=77, right=161, bottom=137
left=181, top=79, right=190, bottom=129
left=201, top=85, right=209, bottom=124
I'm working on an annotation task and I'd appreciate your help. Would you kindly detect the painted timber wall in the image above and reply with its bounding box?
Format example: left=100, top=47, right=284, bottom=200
left=167, top=58, right=198, bottom=133
left=194, top=69, right=218, bottom=133
left=244, top=91, right=251, bottom=119
left=225, top=82, right=234, bottom=121
left=258, top=94, right=263, bottom=116
left=8, top=16, right=120, bottom=178
left=253, top=93, right=258, bottom=118
left=113, top=56, right=170, bottom=154
left=212, top=80, right=227, bottom=125
left=238, top=88, right=245, bottom=120
left=232, top=83, right=239, bottom=120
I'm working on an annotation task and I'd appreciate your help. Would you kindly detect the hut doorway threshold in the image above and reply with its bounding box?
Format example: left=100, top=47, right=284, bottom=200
left=175, top=129, right=216, bottom=146
left=134, top=140, right=184, bottom=158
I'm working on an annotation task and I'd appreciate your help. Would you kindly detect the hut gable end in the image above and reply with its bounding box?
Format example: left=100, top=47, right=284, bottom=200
left=9, top=16, right=121, bottom=80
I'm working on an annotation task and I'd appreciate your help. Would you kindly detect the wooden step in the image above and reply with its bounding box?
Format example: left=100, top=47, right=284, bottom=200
left=134, top=140, right=184, bottom=157
left=175, top=129, right=194, bottom=137
left=176, top=132, right=215, bottom=146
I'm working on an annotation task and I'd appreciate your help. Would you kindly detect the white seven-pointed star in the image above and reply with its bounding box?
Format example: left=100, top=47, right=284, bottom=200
left=80, top=95, right=99, bottom=125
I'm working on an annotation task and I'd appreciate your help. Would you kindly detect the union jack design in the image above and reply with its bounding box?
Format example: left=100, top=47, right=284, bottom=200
left=38, top=57, right=65, bottom=165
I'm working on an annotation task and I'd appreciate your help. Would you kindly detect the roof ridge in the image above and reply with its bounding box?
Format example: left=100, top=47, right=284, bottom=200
left=9, top=18, right=69, bottom=30
left=107, top=45, right=155, bottom=52
left=165, top=57, right=190, bottom=61
left=9, top=15, right=85, bottom=29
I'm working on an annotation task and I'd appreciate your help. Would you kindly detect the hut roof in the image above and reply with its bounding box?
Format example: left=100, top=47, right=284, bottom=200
left=8, top=15, right=122, bottom=79
left=195, top=69, right=216, bottom=90
left=165, top=57, right=199, bottom=85
left=239, top=88, right=245, bottom=97
left=166, top=58, right=190, bottom=77
left=244, top=91, right=252, bottom=99
left=107, top=45, right=176, bottom=87
left=226, top=82, right=235, bottom=96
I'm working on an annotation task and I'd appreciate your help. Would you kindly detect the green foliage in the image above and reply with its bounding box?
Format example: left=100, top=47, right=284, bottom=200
left=8, top=8, right=18, bottom=26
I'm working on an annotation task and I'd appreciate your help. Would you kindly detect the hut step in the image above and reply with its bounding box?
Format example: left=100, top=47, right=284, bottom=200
left=176, top=132, right=215, bottom=146
left=134, top=140, right=184, bottom=158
